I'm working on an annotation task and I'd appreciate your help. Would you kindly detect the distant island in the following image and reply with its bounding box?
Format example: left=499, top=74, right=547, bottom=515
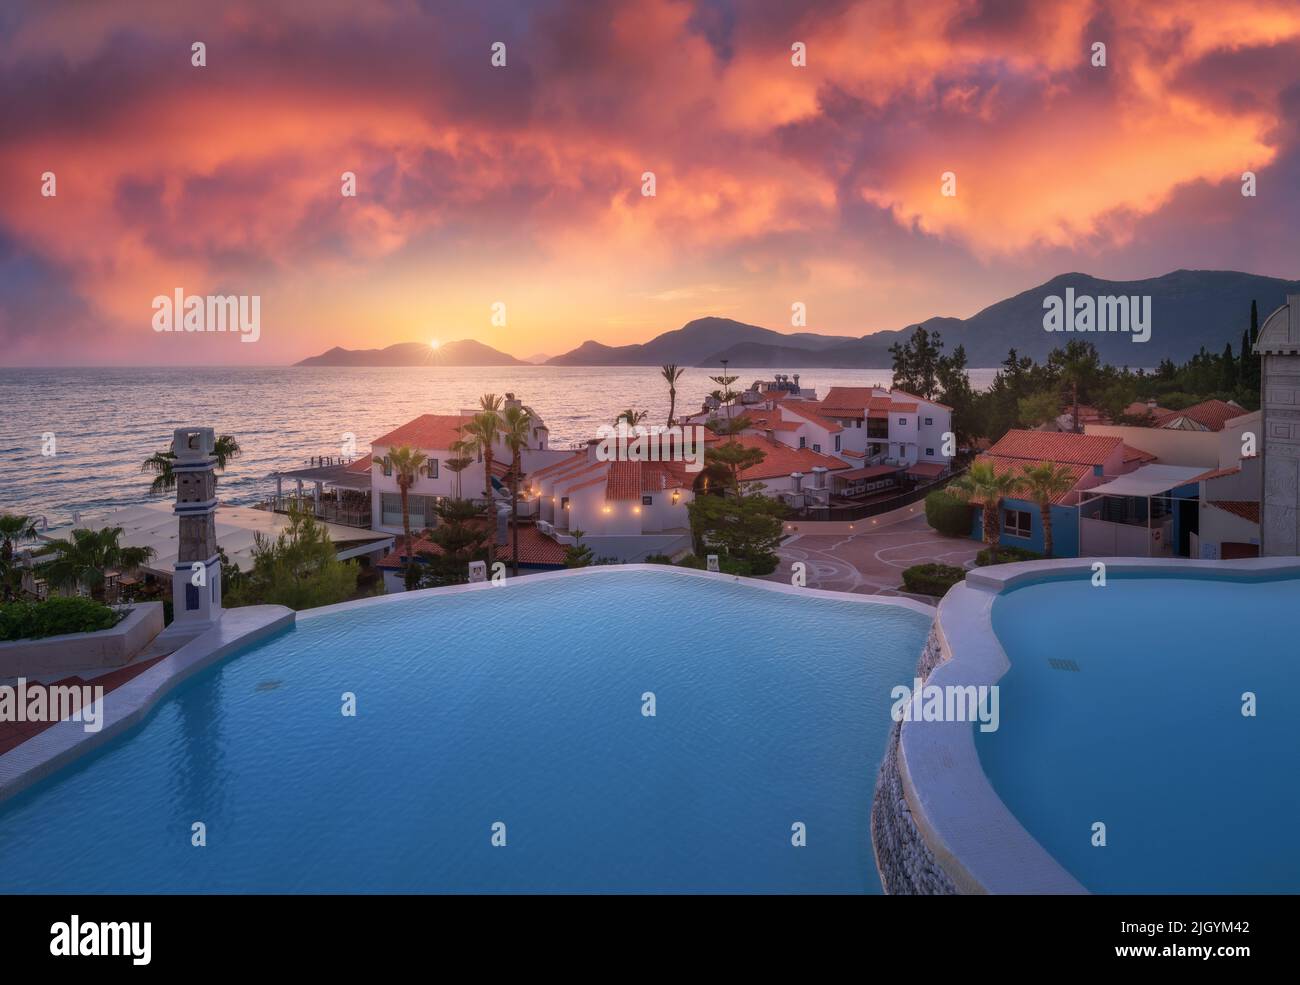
left=295, top=340, right=526, bottom=367
left=295, top=269, right=1300, bottom=369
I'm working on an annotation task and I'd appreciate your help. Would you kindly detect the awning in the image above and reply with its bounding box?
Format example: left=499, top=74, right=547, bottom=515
left=835, top=465, right=903, bottom=481
left=905, top=462, right=947, bottom=478
left=44, top=502, right=392, bottom=576
left=1083, top=464, right=1207, bottom=498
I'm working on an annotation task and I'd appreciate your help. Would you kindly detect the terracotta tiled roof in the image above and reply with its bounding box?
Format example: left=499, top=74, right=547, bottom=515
left=1193, top=464, right=1242, bottom=482
left=1123, top=401, right=1171, bottom=418
left=528, top=451, right=587, bottom=480
left=780, top=401, right=843, bottom=433
left=372, top=414, right=474, bottom=451
left=1121, top=444, right=1158, bottom=464
left=817, top=387, right=877, bottom=415
left=347, top=454, right=373, bottom=473
left=889, top=402, right=919, bottom=413
left=986, top=429, right=1123, bottom=466
left=891, top=388, right=953, bottom=411
left=969, top=454, right=1092, bottom=504
left=704, top=434, right=851, bottom=481
left=605, top=461, right=642, bottom=500
left=1209, top=500, right=1260, bottom=523
left=1154, top=399, right=1245, bottom=432
left=747, top=416, right=802, bottom=431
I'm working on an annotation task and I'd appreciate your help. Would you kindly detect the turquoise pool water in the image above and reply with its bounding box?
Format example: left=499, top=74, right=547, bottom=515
left=0, top=571, right=930, bottom=893
left=980, top=572, right=1300, bottom=893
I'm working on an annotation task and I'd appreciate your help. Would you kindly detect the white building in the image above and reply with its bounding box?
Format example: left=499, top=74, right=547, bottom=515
left=368, top=394, right=565, bottom=535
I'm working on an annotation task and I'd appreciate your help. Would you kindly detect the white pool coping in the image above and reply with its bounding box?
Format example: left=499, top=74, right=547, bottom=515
left=0, top=565, right=931, bottom=805
left=298, top=562, right=939, bottom=621
left=899, top=555, right=1300, bottom=895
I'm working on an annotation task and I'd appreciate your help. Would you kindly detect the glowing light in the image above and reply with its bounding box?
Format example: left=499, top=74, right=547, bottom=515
left=429, top=339, right=441, bottom=350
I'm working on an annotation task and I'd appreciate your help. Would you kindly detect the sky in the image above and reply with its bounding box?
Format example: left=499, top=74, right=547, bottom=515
left=2, top=0, right=1300, bottom=366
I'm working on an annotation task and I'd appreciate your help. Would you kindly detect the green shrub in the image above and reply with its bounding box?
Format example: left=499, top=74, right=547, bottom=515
left=676, top=553, right=755, bottom=576
left=0, top=596, right=123, bottom=641
left=901, top=563, right=966, bottom=597
left=643, top=554, right=675, bottom=565
left=975, top=545, right=1043, bottom=566
left=924, top=490, right=974, bottom=538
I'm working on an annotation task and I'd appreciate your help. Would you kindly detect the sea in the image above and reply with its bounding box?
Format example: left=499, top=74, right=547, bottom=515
left=0, top=365, right=1000, bottom=528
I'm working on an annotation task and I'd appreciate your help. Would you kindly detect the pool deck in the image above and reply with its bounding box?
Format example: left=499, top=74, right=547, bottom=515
left=893, top=555, right=1300, bottom=894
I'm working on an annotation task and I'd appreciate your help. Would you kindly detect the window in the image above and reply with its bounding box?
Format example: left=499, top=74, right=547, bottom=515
left=924, top=417, right=933, bottom=426
left=798, top=436, right=806, bottom=449
left=560, top=496, right=569, bottom=513
left=812, top=443, right=821, bottom=453
left=898, top=417, right=907, bottom=425
left=426, top=459, right=439, bottom=479
left=381, top=456, right=392, bottom=477
left=926, top=448, right=934, bottom=457
left=642, top=495, right=653, bottom=506
left=1004, top=509, right=1032, bottom=538
left=834, top=435, right=841, bottom=451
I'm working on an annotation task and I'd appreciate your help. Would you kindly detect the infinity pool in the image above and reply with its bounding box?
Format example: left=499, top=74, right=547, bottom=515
left=0, top=570, right=930, bottom=893
left=979, top=572, right=1300, bottom=893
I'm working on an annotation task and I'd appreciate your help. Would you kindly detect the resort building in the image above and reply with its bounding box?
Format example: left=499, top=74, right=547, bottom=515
left=684, top=379, right=954, bottom=505
left=813, top=386, right=953, bottom=473
left=968, top=430, right=1156, bottom=557
left=1255, top=295, right=1300, bottom=555
left=367, top=394, right=565, bottom=535
left=530, top=446, right=696, bottom=562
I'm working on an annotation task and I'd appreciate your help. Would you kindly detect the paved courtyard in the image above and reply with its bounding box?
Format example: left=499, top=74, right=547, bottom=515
left=761, top=513, right=982, bottom=603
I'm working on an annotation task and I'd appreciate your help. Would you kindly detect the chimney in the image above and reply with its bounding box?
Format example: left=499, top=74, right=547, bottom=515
left=811, top=466, right=827, bottom=489
left=791, top=471, right=803, bottom=492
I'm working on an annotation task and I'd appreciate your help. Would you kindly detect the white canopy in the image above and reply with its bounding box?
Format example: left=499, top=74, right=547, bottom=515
left=1083, top=464, right=1206, bottom=498
left=45, top=502, right=391, bottom=576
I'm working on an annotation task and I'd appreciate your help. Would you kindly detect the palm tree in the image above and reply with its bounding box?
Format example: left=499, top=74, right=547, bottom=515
left=0, top=513, right=39, bottom=601
left=384, top=444, right=428, bottom=572
left=614, top=408, right=648, bottom=429
left=45, top=527, right=155, bottom=601
left=460, top=395, right=504, bottom=548
left=660, top=364, right=685, bottom=426
left=1019, top=462, right=1077, bottom=557
left=500, top=405, right=533, bottom=576
left=950, top=460, right=1021, bottom=564
left=446, top=439, right=475, bottom=499
left=142, top=434, right=242, bottom=495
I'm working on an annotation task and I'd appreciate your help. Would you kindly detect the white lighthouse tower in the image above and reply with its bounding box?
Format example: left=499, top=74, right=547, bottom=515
left=171, top=426, right=223, bottom=628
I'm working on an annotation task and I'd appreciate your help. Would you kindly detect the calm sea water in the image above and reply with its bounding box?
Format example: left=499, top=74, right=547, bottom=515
left=0, top=571, right=931, bottom=892
left=0, top=365, right=997, bottom=527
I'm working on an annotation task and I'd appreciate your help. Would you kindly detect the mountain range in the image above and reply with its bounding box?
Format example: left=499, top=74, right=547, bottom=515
left=295, top=269, right=1300, bottom=368
left=295, top=339, right=526, bottom=367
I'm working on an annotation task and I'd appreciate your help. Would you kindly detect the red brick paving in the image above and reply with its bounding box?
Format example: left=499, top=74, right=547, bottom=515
left=0, top=655, right=166, bottom=756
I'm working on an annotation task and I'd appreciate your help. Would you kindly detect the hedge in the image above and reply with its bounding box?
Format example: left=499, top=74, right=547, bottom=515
left=924, top=490, right=974, bottom=538
left=0, top=596, right=124, bottom=642
left=975, top=545, right=1043, bottom=566
left=901, top=563, right=967, bottom=597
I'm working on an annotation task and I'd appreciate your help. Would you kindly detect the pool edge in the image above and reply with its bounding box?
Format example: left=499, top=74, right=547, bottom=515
left=893, top=556, right=1300, bottom=894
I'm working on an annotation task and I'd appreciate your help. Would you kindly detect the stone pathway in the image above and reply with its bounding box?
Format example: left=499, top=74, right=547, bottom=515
left=761, top=514, right=982, bottom=604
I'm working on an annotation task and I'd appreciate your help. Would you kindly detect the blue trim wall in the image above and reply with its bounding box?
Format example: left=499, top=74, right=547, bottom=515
left=968, top=498, right=1081, bottom=557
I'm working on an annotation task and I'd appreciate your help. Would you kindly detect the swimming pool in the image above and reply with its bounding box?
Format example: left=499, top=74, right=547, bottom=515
left=0, top=569, right=931, bottom=893
left=979, top=571, right=1300, bottom=893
